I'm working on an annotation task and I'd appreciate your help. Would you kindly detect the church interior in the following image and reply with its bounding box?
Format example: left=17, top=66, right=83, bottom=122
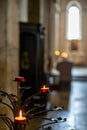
left=0, top=0, right=87, bottom=130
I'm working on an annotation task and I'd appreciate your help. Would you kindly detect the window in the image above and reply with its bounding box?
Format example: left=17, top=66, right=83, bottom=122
left=66, top=1, right=82, bottom=40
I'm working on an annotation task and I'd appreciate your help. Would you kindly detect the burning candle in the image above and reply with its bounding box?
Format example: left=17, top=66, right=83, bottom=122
left=41, top=85, right=49, bottom=93
left=15, top=110, right=26, bottom=124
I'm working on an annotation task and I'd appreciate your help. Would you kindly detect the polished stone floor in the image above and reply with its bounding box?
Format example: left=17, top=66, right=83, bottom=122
left=69, top=80, right=87, bottom=130
left=26, top=66, right=87, bottom=130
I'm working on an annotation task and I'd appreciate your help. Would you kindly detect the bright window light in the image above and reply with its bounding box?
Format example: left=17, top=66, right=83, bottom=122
left=67, top=6, right=81, bottom=40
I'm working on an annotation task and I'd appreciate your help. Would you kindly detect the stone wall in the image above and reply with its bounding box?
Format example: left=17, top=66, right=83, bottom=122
left=59, top=0, right=87, bottom=64
left=0, top=1, right=19, bottom=129
left=0, top=0, right=19, bottom=93
left=28, top=0, right=40, bottom=23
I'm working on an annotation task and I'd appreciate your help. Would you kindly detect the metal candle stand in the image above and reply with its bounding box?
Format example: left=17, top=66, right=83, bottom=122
left=15, top=123, right=26, bottom=130
left=0, top=76, right=67, bottom=130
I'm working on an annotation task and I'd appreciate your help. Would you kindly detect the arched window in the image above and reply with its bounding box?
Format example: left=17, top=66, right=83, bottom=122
left=66, top=1, right=82, bottom=40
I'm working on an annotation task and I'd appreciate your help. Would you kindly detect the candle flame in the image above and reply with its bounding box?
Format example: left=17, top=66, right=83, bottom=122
left=43, top=85, right=46, bottom=88
left=19, top=110, right=22, bottom=118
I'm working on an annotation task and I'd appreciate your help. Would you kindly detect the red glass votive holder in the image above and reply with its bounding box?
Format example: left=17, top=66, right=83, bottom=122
left=41, top=86, right=49, bottom=93
left=14, top=76, right=25, bottom=82
left=15, top=116, right=26, bottom=124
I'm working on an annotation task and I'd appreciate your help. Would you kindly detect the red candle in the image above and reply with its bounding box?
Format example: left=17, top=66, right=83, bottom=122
left=41, top=85, right=49, bottom=93
left=15, top=110, right=26, bottom=124
left=15, top=76, right=25, bottom=82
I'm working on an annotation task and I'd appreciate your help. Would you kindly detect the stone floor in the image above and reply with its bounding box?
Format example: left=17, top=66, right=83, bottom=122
left=26, top=66, right=87, bottom=130
left=69, top=80, right=87, bottom=130
left=0, top=66, right=87, bottom=130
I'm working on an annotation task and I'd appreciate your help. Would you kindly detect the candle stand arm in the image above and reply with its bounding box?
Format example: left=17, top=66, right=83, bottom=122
left=0, top=90, right=16, bottom=110
left=0, top=114, right=14, bottom=130
left=0, top=101, right=14, bottom=115
left=34, top=117, right=67, bottom=130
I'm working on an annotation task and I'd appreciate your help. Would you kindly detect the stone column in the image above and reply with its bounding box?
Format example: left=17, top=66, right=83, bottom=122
left=19, top=0, right=28, bottom=22
left=0, top=0, right=19, bottom=129
left=0, top=0, right=19, bottom=95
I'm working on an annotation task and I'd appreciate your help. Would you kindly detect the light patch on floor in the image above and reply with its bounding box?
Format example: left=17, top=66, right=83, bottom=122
left=71, top=66, right=87, bottom=76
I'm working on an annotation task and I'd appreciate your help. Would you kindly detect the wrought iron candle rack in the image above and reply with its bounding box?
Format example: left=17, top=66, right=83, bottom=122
left=0, top=77, right=66, bottom=130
